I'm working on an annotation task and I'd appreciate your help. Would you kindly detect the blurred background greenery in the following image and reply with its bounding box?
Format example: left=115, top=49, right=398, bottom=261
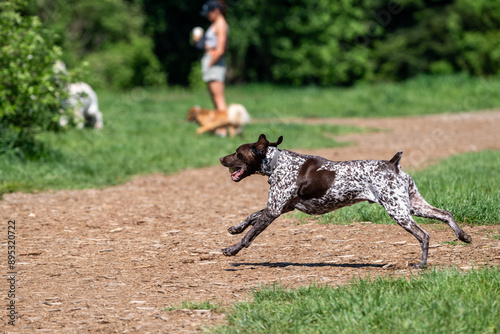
left=1, top=0, right=499, bottom=199
left=18, top=0, right=500, bottom=89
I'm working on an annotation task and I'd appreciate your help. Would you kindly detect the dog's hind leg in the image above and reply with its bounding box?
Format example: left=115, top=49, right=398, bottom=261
left=228, top=125, right=237, bottom=138
left=228, top=209, right=265, bottom=235
left=222, top=209, right=278, bottom=256
left=383, top=200, right=430, bottom=268
left=196, top=119, right=230, bottom=135
left=408, top=178, right=472, bottom=243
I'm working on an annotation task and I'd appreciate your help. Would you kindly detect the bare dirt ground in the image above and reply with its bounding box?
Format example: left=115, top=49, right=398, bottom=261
left=1, top=110, right=500, bottom=333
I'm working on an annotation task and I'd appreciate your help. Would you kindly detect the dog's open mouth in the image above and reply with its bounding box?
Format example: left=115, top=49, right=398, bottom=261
left=229, top=167, right=244, bottom=181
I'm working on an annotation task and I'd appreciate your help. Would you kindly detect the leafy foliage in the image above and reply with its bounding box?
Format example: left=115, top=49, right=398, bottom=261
left=142, top=0, right=500, bottom=86
left=372, top=0, right=500, bottom=80
left=0, top=0, right=74, bottom=156
left=30, top=0, right=166, bottom=89
left=12, top=0, right=500, bottom=87
left=227, top=0, right=500, bottom=85
left=227, top=0, right=386, bottom=85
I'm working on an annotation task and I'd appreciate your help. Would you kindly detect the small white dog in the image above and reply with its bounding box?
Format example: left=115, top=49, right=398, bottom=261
left=227, top=103, right=251, bottom=134
left=65, top=82, right=103, bottom=129
left=54, top=61, right=103, bottom=129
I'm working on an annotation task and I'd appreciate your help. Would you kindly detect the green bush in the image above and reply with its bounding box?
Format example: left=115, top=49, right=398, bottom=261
left=372, top=0, right=500, bottom=80
left=34, top=0, right=166, bottom=90
left=0, top=0, right=74, bottom=156
left=453, top=0, right=500, bottom=76
left=154, top=1, right=500, bottom=86
left=227, top=0, right=386, bottom=85
left=188, top=61, right=205, bottom=91
left=83, top=35, right=166, bottom=90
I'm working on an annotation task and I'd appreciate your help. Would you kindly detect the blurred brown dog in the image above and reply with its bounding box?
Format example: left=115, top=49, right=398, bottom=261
left=187, top=104, right=250, bottom=138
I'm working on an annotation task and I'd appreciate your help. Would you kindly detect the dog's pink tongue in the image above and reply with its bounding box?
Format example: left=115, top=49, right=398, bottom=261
left=231, top=169, right=243, bottom=181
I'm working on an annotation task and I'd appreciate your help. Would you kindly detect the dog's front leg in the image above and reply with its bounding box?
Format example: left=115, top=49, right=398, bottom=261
left=196, top=119, right=230, bottom=135
left=222, top=209, right=278, bottom=256
left=228, top=125, right=236, bottom=138
left=227, top=209, right=265, bottom=235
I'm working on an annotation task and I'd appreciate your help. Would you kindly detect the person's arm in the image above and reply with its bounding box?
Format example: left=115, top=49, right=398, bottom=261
left=209, top=21, right=227, bottom=66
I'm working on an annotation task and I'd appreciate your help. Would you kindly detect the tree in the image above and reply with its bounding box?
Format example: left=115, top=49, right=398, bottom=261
left=371, top=0, right=500, bottom=80
left=151, top=0, right=500, bottom=86
left=227, top=0, right=387, bottom=85
left=31, top=0, right=166, bottom=89
left=0, top=0, right=74, bottom=156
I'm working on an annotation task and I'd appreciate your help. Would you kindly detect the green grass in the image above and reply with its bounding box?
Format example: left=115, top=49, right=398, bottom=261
left=291, top=150, right=500, bottom=225
left=0, top=121, right=357, bottom=196
left=226, top=73, right=500, bottom=119
left=0, top=87, right=362, bottom=196
left=1, top=73, right=500, bottom=197
left=210, top=267, right=500, bottom=334
left=164, top=300, right=224, bottom=313
left=441, top=241, right=468, bottom=246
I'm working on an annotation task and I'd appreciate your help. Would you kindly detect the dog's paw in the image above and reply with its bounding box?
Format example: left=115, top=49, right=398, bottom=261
left=221, top=247, right=237, bottom=256
left=459, top=232, right=472, bottom=243
left=228, top=226, right=242, bottom=235
left=412, top=262, right=427, bottom=269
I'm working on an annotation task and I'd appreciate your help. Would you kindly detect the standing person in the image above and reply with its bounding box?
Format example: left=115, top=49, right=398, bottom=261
left=199, top=0, right=229, bottom=135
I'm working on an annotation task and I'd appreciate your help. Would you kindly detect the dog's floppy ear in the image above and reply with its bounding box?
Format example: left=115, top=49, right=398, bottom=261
left=252, top=134, right=270, bottom=157
left=269, top=136, right=283, bottom=147
left=252, top=134, right=283, bottom=157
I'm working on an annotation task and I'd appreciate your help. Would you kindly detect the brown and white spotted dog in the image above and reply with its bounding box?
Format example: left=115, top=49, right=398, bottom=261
left=219, top=134, right=472, bottom=268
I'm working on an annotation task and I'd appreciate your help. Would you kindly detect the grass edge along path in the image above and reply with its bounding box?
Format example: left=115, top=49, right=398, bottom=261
left=207, top=266, right=500, bottom=334
left=2, top=73, right=500, bottom=196
left=0, top=122, right=360, bottom=198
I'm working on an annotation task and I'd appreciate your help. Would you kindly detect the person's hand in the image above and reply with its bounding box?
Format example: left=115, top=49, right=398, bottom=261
left=209, top=50, right=220, bottom=66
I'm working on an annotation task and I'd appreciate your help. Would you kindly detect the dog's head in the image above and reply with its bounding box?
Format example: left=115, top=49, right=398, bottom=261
left=219, top=134, right=283, bottom=182
left=187, top=105, right=204, bottom=122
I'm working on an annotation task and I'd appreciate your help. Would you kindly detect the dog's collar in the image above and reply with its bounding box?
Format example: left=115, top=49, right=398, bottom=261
left=260, top=148, right=282, bottom=176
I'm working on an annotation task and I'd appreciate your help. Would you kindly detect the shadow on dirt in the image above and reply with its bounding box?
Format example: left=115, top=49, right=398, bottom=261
left=229, top=262, right=388, bottom=269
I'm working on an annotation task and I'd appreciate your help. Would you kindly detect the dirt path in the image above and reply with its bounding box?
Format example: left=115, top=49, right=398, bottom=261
left=1, top=111, right=500, bottom=333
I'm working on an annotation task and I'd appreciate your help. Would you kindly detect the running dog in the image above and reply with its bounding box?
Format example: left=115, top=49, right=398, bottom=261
left=219, top=134, right=472, bottom=268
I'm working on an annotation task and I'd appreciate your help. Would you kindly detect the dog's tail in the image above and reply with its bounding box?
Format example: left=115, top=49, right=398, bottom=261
left=389, top=151, right=403, bottom=173
left=227, top=104, right=251, bottom=127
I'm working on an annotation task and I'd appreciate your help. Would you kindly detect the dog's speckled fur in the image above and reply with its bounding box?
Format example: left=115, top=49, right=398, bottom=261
left=220, top=134, right=472, bottom=268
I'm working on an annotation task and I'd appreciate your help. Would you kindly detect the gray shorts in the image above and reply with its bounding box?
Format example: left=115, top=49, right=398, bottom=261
left=201, top=53, right=226, bottom=82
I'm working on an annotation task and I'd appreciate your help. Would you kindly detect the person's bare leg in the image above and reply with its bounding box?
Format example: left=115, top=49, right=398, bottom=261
left=208, top=81, right=228, bottom=136
left=208, top=81, right=227, bottom=110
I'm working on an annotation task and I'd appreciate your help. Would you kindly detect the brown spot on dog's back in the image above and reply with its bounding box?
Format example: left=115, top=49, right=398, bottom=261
left=296, top=158, right=336, bottom=200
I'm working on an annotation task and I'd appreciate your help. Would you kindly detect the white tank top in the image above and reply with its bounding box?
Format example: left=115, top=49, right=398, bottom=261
left=205, top=26, right=217, bottom=49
